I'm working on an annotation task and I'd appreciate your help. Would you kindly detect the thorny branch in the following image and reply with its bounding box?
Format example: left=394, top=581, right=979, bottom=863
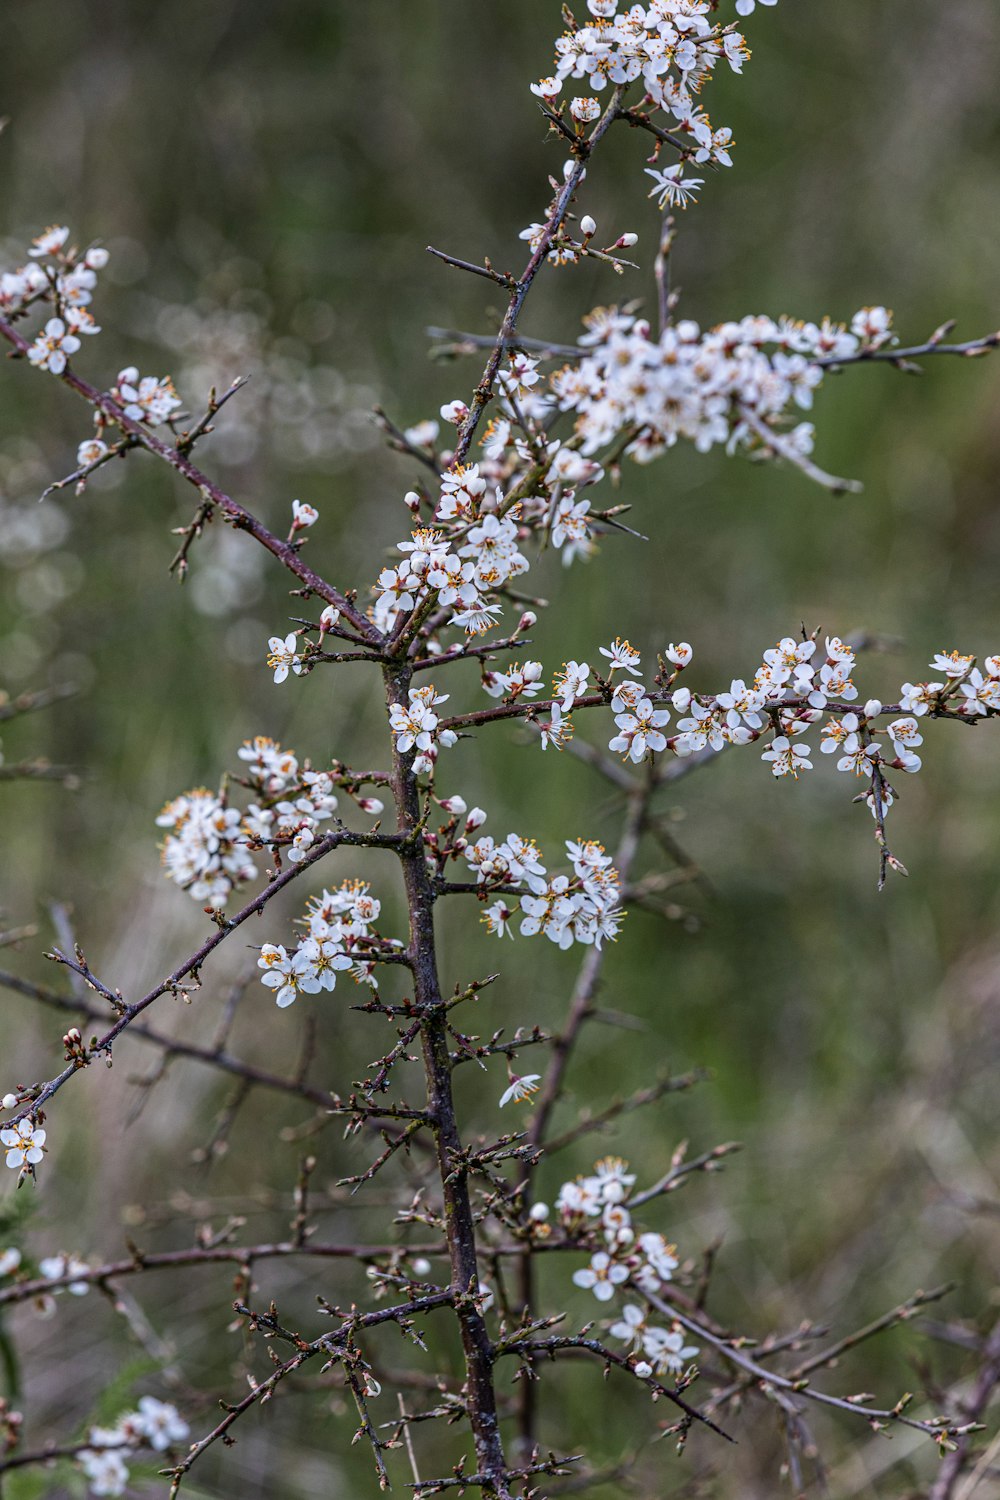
left=1, top=7, right=999, bottom=1498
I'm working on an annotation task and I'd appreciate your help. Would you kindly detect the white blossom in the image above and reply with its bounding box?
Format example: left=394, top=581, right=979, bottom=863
left=267, top=632, right=302, bottom=684
left=760, top=736, right=813, bottom=778
left=28, top=224, right=70, bottom=258
left=645, top=164, right=703, bottom=210
left=2, top=1120, right=46, bottom=1171
left=498, top=1074, right=541, bottom=1107
left=27, top=317, right=80, bottom=374
left=572, top=1251, right=629, bottom=1302
left=130, top=1396, right=189, bottom=1451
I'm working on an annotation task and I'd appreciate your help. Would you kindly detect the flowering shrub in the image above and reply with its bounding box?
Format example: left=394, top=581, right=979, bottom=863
left=1, top=3, right=999, bottom=1497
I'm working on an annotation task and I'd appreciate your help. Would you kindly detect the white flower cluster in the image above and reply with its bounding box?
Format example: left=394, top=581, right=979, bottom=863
left=408, top=358, right=613, bottom=574
left=0, top=227, right=190, bottom=450
left=532, top=0, right=763, bottom=218
left=109, top=366, right=182, bottom=426
left=257, top=880, right=394, bottom=1007
left=467, top=632, right=997, bottom=851
left=466, top=827, right=623, bottom=950
left=374, top=517, right=529, bottom=637
left=156, top=787, right=257, bottom=910
left=238, top=736, right=348, bottom=865
left=552, top=307, right=892, bottom=469
left=78, top=1397, right=189, bottom=1497
left=1, top=226, right=108, bottom=353
left=570, top=635, right=1000, bottom=835
left=529, top=1155, right=699, bottom=1379
left=388, top=685, right=457, bottom=773
left=157, top=736, right=382, bottom=908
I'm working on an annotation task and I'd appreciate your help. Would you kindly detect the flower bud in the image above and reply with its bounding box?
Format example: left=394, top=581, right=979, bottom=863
left=614, top=232, right=639, bottom=248
left=357, top=797, right=384, bottom=815
left=318, top=605, right=340, bottom=634
left=404, top=489, right=421, bottom=513
left=580, top=215, right=597, bottom=239
left=1, top=1094, right=17, bottom=1111
left=410, top=1257, right=432, bottom=1277
left=439, top=795, right=467, bottom=817
left=529, top=1202, right=550, bottom=1222
left=863, top=698, right=882, bottom=720
left=671, top=687, right=691, bottom=710
left=517, top=611, right=537, bottom=633
left=466, top=807, right=488, bottom=831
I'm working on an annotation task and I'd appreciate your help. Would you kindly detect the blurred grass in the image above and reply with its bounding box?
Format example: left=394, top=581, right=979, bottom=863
left=1, top=2, right=999, bottom=1495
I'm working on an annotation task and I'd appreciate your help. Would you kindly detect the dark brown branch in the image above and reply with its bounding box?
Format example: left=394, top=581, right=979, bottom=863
left=815, top=326, right=1000, bottom=369
left=645, top=1289, right=964, bottom=1441
left=6, top=826, right=398, bottom=1129
left=165, top=1290, right=455, bottom=1493
left=449, top=86, right=626, bottom=468
left=426, top=246, right=517, bottom=289
left=0, top=1238, right=447, bottom=1308
left=426, top=326, right=582, bottom=361
left=0, top=311, right=379, bottom=643
left=384, top=657, right=514, bottom=1497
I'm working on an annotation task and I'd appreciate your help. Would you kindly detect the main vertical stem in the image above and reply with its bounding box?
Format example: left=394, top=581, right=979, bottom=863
left=514, top=786, right=650, bottom=1456
left=384, top=663, right=512, bottom=1499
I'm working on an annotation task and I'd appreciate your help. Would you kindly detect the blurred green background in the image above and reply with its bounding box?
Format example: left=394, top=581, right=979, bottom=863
left=1, top=3, right=999, bottom=1496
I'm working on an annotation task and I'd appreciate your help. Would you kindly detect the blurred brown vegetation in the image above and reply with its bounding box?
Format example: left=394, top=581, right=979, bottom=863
left=1, top=3, right=999, bottom=1495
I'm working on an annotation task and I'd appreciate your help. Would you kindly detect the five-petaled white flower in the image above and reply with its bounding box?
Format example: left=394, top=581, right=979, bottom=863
left=2, top=1120, right=46, bottom=1171
left=27, top=318, right=80, bottom=374
left=760, top=736, right=813, bottom=778
left=600, top=638, right=642, bottom=677
left=267, top=633, right=302, bottom=684
left=572, top=1250, right=629, bottom=1302
left=609, top=697, right=671, bottom=762
left=931, top=651, right=974, bottom=680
